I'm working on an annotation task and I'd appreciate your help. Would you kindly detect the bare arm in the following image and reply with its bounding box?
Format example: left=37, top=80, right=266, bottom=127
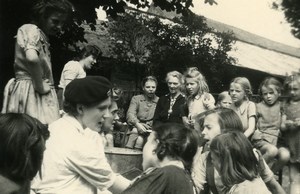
left=244, top=116, right=256, bottom=138
left=25, top=49, right=50, bottom=94
left=108, top=174, right=131, bottom=194
left=265, top=177, right=286, bottom=194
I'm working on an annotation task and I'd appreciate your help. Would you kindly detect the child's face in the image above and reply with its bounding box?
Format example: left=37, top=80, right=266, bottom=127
left=218, top=96, right=232, bottom=108
left=142, top=132, right=159, bottom=170
left=41, top=12, right=67, bottom=36
left=261, top=85, right=280, bottom=106
left=167, top=76, right=181, bottom=95
left=201, top=113, right=222, bottom=143
left=185, top=78, right=199, bottom=95
left=229, top=83, right=246, bottom=105
left=143, top=81, right=157, bottom=98
left=289, top=80, right=300, bottom=101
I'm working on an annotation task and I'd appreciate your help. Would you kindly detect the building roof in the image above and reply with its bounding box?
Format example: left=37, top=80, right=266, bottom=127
left=147, top=6, right=300, bottom=76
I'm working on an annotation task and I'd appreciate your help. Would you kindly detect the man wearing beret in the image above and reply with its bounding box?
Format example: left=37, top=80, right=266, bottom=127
left=31, top=76, right=130, bottom=194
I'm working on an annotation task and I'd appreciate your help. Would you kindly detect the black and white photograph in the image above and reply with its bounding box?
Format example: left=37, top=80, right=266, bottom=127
left=0, top=0, right=299, bottom=193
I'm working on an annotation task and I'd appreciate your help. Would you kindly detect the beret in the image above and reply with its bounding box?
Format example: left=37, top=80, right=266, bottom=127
left=64, top=76, right=112, bottom=104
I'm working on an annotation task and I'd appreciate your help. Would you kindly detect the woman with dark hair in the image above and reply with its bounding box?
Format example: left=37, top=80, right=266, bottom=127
left=57, top=44, right=102, bottom=109
left=121, top=123, right=198, bottom=194
left=1, top=0, right=74, bottom=124
left=210, top=131, right=271, bottom=194
left=0, top=113, right=49, bottom=194
left=31, top=76, right=130, bottom=194
left=125, top=76, right=159, bottom=149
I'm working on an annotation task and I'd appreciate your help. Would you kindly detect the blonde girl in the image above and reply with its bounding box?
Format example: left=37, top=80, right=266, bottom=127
left=229, top=77, right=256, bottom=138
left=182, top=67, right=215, bottom=129
left=281, top=73, right=300, bottom=194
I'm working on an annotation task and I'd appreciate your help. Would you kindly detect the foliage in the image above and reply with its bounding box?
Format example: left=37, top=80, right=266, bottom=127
left=106, top=11, right=236, bottom=92
left=281, top=0, right=300, bottom=39
left=272, top=0, right=300, bottom=40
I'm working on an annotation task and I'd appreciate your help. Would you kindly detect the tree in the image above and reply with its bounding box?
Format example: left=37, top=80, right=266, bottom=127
left=272, top=0, right=300, bottom=40
left=105, top=10, right=236, bottom=92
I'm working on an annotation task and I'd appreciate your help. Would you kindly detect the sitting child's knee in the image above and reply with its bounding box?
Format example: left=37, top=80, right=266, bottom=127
left=278, top=148, right=290, bottom=162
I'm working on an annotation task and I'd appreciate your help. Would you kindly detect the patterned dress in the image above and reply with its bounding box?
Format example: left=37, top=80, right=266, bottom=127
left=2, top=24, right=59, bottom=124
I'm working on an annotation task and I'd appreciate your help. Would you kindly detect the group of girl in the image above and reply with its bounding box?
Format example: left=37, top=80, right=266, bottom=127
left=123, top=65, right=300, bottom=194
left=0, top=0, right=299, bottom=193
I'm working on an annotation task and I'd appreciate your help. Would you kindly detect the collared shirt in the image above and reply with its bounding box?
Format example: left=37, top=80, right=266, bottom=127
left=230, top=100, right=256, bottom=131
left=31, top=114, right=116, bottom=194
left=127, top=94, right=159, bottom=125
left=188, top=93, right=215, bottom=119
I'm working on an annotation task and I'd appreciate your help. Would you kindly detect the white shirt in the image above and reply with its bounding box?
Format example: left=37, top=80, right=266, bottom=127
left=188, top=93, right=215, bottom=119
left=58, top=61, right=86, bottom=89
left=31, top=114, right=116, bottom=194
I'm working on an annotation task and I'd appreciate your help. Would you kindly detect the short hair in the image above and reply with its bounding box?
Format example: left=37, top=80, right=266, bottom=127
left=258, top=77, right=282, bottom=96
left=210, top=131, right=259, bottom=188
left=111, top=86, right=123, bottom=101
left=152, top=123, right=198, bottom=171
left=0, top=113, right=49, bottom=183
left=141, top=76, right=158, bottom=87
left=78, top=45, right=102, bottom=60
left=229, top=77, right=252, bottom=99
left=217, top=91, right=230, bottom=103
left=32, top=0, right=74, bottom=21
left=165, top=71, right=184, bottom=85
left=184, top=67, right=209, bottom=96
left=194, top=107, right=243, bottom=133
left=63, top=100, right=103, bottom=117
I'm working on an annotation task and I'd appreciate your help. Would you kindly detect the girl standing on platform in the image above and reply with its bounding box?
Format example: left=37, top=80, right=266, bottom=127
left=1, top=0, right=74, bottom=124
left=57, top=44, right=101, bottom=109
left=182, top=67, right=215, bottom=129
left=281, top=73, right=300, bottom=194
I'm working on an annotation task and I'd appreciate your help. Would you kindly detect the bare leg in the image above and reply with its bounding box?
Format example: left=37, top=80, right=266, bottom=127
left=272, top=147, right=290, bottom=173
